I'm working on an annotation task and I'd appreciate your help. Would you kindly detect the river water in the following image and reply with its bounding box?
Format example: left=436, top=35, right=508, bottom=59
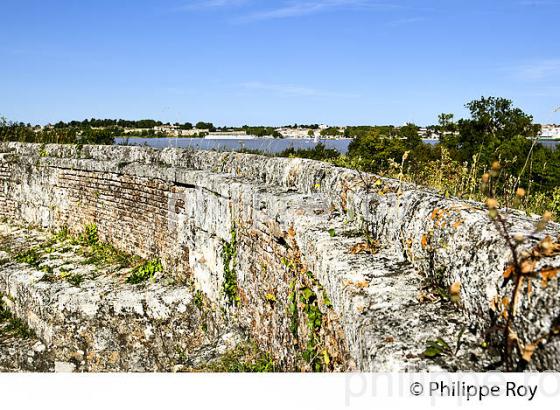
left=114, top=137, right=559, bottom=154
left=115, top=137, right=352, bottom=153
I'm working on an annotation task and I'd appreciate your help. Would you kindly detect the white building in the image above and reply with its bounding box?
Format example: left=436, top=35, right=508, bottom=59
left=540, top=124, right=560, bottom=139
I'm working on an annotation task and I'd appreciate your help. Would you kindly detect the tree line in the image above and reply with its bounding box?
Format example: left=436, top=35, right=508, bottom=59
left=49, top=118, right=217, bottom=130
left=1, top=96, right=558, bottom=215
left=279, top=97, right=559, bottom=215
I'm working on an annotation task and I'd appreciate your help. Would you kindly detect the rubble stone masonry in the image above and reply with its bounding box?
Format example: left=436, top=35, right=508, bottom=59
left=0, top=142, right=558, bottom=371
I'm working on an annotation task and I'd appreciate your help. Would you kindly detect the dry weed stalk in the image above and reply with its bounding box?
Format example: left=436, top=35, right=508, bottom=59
left=486, top=170, right=559, bottom=370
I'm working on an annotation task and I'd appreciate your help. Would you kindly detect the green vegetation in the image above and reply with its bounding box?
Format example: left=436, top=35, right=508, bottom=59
left=53, top=118, right=165, bottom=129
left=287, top=280, right=299, bottom=338
left=71, top=224, right=135, bottom=268
left=0, top=294, right=35, bottom=339
left=176, top=122, right=193, bottom=130
left=66, top=273, right=85, bottom=287
left=242, top=125, right=282, bottom=138
left=282, top=255, right=334, bottom=372
left=0, top=116, right=209, bottom=144
left=15, top=248, right=40, bottom=267
left=284, top=123, right=320, bottom=129
left=343, top=125, right=398, bottom=139
left=423, top=338, right=453, bottom=358
left=195, top=121, right=216, bottom=131
left=194, top=290, right=204, bottom=310
left=11, top=224, right=151, bottom=286
left=320, top=127, right=343, bottom=137
left=126, top=258, right=163, bottom=284
left=280, top=143, right=339, bottom=161
left=1, top=117, right=115, bottom=145
left=79, top=224, right=98, bottom=246
left=299, top=285, right=324, bottom=372
left=198, top=341, right=277, bottom=372
left=279, top=96, right=560, bottom=217
left=222, top=228, right=240, bottom=306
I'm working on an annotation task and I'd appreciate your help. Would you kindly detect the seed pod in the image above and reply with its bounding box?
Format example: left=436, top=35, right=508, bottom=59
left=450, top=281, right=461, bottom=295
left=486, top=198, right=498, bottom=209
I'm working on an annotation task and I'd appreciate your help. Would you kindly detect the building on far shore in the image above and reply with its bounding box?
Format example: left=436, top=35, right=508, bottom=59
left=275, top=127, right=315, bottom=139
left=205, top=131, right=251, bottom=140
left=540, top=124, right=560, bottom=139
left=275, top=124, right=347, bottom=139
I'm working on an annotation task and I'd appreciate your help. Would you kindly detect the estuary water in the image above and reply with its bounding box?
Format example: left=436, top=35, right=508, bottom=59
left=115, top=137, right=559, bottom=154
left=115, top=137, right=353, bottom=153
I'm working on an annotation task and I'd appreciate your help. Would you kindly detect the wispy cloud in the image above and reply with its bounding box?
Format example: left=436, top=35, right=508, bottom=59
left=177, top=0, right=249, bottom=11
left=175, top=0, right=406, bottom=23
left=512, top=59, right=560, bottom=81
left=518, top=0, right=560, bottom=6
left=517, top=86, right=560, bottom=98
left=234, top=0, right=400, bottom=23
left=239, top=81, right=358, bottom=98
left=385, top=16, right=425, bottom=26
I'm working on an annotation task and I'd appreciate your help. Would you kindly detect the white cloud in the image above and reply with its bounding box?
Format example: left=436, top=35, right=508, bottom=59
left=239, top=81, right=358, bottom=98
left=518, top=0, right=560, bottom=6
left=513, top=59, right=560, bottom=81
left=178, top=0, right=249, bottom=11
left=235, top=0, right=399, bottom=22
left=175, top=0, right=403, bottom=22
left=385, top=16, right=424, bottom=26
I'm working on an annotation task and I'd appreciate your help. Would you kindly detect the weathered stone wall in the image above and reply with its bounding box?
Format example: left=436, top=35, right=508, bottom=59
left=0, top=142, right=559, bottom=371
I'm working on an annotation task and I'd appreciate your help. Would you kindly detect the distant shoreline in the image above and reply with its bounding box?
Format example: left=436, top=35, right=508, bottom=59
left=118, top=135, right=354, bottom=141
left=117, top=135, right=560, bottom=142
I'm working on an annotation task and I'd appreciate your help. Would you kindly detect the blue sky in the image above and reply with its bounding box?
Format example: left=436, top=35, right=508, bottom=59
left=1, top=0, right=559, bottom=126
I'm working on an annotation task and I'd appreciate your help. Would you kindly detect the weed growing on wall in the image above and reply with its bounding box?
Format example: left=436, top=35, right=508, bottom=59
left=126, top=258, right=163, bottom=284
left=281, top=245, right=340, bottom=372
left=11, top=223, right=157, bottom=286
left=196, top=341, right=276, bottom=372
left=15, top=248, right=40, bottom=267
left=79, top=223, right=98, bottom=246
left=194, top=290, right=204, bottom=310
left=71, top=224, right=139, bottom=269
left=222, top=227, right=240, bottom=306
left=0, top=293, right=35, bottom=339
left=299, top=283, right=325, bottom=372
left=287, top=279, right=299, bottom=338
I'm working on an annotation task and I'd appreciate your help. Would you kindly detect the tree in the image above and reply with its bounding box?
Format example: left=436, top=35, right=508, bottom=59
left=195, top=121, right=215, bottom=131
left=438, top=113, right=454, bottom=128
left=399, top=123, right=421, bottom=149
left=280, top=143, right=340, bottom=160
left=178, top=122, right=193, bottom=130
left=448, top=97, right=540, bottom=163
left=347, top=129, right=407, bottom=173
left=319, top=127, right=342, bottom=137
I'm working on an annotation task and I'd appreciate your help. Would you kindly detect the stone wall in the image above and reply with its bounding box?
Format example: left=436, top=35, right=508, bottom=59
left=0, top=142, right=559, bottom=371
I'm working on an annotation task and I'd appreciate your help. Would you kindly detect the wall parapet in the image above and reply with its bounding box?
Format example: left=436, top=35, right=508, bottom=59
left=0, top=142, right=559, bottom=371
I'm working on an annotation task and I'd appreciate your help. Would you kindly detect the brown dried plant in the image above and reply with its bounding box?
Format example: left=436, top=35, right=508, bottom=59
left=485, top=170, right=559, bottom=371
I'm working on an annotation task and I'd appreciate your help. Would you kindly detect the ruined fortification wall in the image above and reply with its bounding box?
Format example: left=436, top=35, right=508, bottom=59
left=0, top=142, right=559, bottom=371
